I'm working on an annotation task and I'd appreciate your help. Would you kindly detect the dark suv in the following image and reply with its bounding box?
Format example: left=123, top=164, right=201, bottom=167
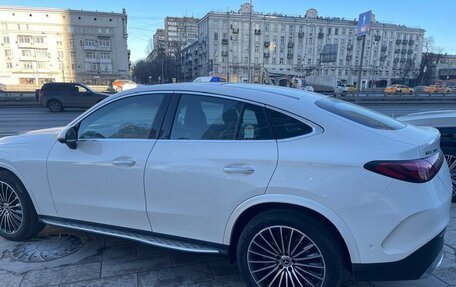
left=37, top=83, right=108, bottom=112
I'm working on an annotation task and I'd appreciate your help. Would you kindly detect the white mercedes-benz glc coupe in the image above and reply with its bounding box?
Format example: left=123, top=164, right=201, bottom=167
left=0, top=84, right=452, bottom=286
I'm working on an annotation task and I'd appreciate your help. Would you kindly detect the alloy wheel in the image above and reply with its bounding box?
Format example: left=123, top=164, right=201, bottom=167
left=247, top=225, right=326, bottom=287
left=0, top=181, right=23, bottom=234
left=445, top=154, right=456, bottom=198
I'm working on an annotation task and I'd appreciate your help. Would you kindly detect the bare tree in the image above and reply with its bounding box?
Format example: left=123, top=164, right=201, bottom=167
left=417, top=37, right=446, bottom=85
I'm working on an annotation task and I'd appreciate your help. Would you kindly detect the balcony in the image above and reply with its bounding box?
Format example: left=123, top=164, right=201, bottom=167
left=346, top=55, right=352, bottom=61
left=400, top=58, right=406, bottom=62
left=232, top=28, right=239, bottom=34
left=374, top=35, right=381, bottom=41
left=396, top=39, right=402, bottom=44
left=381, top=46, right=387, bottom=52
left=347, top=44, right=353, bottom=50
left=394, top=49, right=400, bottom=53
left=407, top=49, right=413, bottom=54
left=402, top=39, right=408, bottom=45
left=298, top=32, right=305, bottom=37
left=393, top=58, right=399, bottom=63
left=408, top=40, right=415, bottom=45
left=221, top=39, right=228, bottom=45
left=401, top=49, right=407, bottom=54
left=380, top=55, right=387, bottom=61
left=287, top=53, right=293, bottom=59
left=288, top=42, right=294, bottom=48
left=318, top=32, right=324, bottom=39
left=221, top=51, right=228, bottom=56
left=254, top=29, right=261, bottom=35
left=264, top=41, right=270, bottom=48
left=264, top=52, right=270, bottom=58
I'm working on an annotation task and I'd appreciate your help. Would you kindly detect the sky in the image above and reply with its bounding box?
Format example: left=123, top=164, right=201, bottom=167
left=1, top=0, right=455, bottom=63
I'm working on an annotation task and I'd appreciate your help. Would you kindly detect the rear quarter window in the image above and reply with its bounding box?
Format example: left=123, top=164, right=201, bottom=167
left=267, top=109, right=313, bottom=139
left=315, top=98, right=406, bottom=130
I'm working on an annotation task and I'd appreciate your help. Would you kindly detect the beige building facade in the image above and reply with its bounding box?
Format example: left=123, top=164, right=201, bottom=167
left=0, top=6, right=129, bottom=88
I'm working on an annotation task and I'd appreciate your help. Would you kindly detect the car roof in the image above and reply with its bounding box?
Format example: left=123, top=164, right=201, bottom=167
left=111, top=83, right=326, bottom=107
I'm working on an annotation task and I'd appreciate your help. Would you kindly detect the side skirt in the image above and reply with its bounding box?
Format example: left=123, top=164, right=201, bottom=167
left=40, top=216, right=228, bottom=255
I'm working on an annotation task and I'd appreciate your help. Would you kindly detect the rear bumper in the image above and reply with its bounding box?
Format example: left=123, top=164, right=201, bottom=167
left=352, top=228, right=445, bottom=281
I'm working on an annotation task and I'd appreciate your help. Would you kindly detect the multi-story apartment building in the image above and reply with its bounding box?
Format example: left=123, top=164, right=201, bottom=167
left=147, top=17, right=198, bottom=61
left=0, top=6, right=129, bottom=88
left=182, top=3, right=425, bottom=87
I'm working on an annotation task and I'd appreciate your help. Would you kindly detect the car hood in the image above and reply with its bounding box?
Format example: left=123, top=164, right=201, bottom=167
left=0, top=127, right=64, bottom=145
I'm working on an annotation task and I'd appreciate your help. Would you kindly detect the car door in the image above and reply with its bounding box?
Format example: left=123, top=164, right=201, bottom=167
left=73, top=84, right=98, bottom=108
left=144, top=93, right=278, bottom=243
left=47, top=92, right=170, bottom=230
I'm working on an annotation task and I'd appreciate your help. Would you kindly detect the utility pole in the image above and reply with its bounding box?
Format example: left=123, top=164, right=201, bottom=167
left=357, top=36, right=366, bottom=91
left=247, top=0, right=252, bottom=83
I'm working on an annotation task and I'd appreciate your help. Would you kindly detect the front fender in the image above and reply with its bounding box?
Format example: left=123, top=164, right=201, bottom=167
left=223, top=194, right=361, bottom=263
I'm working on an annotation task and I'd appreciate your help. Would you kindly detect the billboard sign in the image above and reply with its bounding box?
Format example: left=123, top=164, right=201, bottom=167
left=357, top=10, right=372, bottom=36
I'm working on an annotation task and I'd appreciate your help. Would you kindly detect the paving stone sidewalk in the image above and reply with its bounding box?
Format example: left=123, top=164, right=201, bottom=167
left=0, top=204, right=454, bottom=287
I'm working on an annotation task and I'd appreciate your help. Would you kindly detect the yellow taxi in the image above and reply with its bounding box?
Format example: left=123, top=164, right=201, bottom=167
left=384, top=84, right=414, bottom=94
left=346, top=84, right=358, bottom=93
left=424, top=85, right=451, bottom=93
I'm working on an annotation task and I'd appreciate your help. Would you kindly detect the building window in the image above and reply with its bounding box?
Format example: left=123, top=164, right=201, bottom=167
left=36, top=49, right=47, bottom=57
left=33, top=36, right=44, bottom=44
left=56, top=40, right=63, bottom=46
left=6, top=62, right=12, bottom=69
left=307, top=59, right=311, bottom=65
left=335, top=28, right=338, bottom=35
left=17, top=35, right=31, bottom=43
left=57, top=51, right=64, bottom=59
left=23, top=62, right=33, bottom=69
left=21, top=50, right=32, bottom=57
left=280, top=58, right=284, bottom=64
left=99, top=38, right=110, bottom=47
left=255, top=46, right=259, bottom=52
left=37, top=62, right=47, bottom=69
left=69, top=39, right=75, bottom=47
left=101, top=53, right=110, bottom=60
left=86, top=51, right=96, bottom=59
left=3, top=36, right=9, bottom=44
left=85, top=39, right=96, bottom=47
left=71, top=52, right=76, bottom=60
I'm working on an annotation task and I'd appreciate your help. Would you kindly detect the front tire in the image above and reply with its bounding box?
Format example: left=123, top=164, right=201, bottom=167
left=237, top=209, right=344, bottom=287
left=0, top=171, right=44, bottom=241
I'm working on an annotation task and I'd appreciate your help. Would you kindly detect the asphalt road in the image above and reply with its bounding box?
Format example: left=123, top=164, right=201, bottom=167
left=1, top=103, right=456, bottom=138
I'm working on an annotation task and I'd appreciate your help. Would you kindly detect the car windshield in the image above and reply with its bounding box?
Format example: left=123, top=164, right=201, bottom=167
left=315, top=98, right=406, bottom=130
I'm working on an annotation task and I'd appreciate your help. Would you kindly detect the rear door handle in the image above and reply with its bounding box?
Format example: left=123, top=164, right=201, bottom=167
left=112, top=159, right=136, bottom=167
left=223, top=165, right=255, bottom=175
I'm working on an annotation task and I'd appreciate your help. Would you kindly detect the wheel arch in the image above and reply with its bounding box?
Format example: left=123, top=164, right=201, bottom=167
left=224, top=195, right=360, bottom=267
left=0, top=162, right=41, bottom=214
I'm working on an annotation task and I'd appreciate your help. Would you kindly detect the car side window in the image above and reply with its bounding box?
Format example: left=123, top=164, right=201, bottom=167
left=170, top=94, right=242, bottom=140
left=238, top=104, right=274, bottom=140
left=267, top=108, right=313, bottom=139
left=78, top=94, right=165, bottom=140
left=76, top=85, right=88, bottom=93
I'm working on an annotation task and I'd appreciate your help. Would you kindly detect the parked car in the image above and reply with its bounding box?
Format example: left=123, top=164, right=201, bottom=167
left=413, top=85, right=426, bottom=93
left=37, top=82, right=109, bottom=112
left=0, top=83, right=6, bottom=91
left=398, top=110, right=456, bottom=202
left=384, top=84, right=414, bottom=94
left=193, top=76, right=227, bottom=83
left=112, top=79, right=138, bottom=92
left=0, top=83, right=451, bottom=286
left=424, top=85, right=452, bottom=94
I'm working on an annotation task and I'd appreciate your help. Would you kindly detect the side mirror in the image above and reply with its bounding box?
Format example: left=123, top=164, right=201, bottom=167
left=57, top=126, right=78, bottom=149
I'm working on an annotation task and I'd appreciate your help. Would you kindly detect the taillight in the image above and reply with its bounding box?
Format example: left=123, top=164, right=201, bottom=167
left=364, top=151, right=444, bottom=183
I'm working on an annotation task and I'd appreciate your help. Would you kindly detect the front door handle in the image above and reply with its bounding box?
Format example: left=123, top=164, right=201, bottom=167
left=223, top=165, right=255, bottom=175
left=112, top=159, right=136, bottom=167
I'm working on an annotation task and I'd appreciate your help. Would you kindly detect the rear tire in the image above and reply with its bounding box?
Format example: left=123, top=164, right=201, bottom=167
left=236, top=209, right=344, bottom=287
left=47, top=100, right=63, bottom=112
left=442, top=146, right=456, bottom=202
left=0, top=171, right=44, bottom=241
